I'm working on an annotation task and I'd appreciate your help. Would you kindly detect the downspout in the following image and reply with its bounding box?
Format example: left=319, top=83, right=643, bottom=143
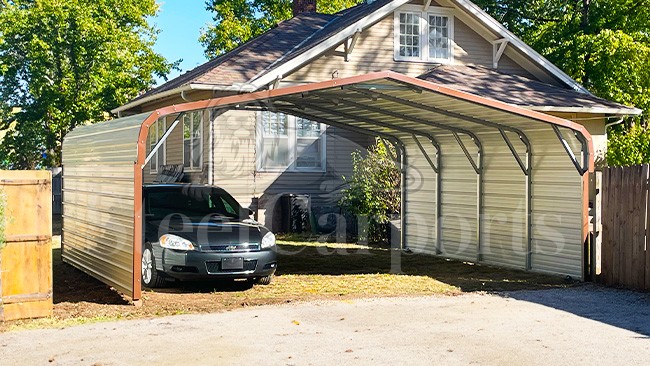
left=605, top=117, right=624, bottom=129
left=181, top=90, right=191, bottom=102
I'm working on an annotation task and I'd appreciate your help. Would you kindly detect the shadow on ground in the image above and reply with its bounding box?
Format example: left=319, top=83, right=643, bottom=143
left=502, top=285, right=650, bottom=338
left=274, top=242, right=571, bottom=292
left=53, top=241, right=572, bottom=304
left=53, top=248, right=129, bottom=305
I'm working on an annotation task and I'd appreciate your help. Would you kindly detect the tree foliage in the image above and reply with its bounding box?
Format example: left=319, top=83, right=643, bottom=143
left=473, top=0, right=650, bottom=165
left=339, top=139, right=400, bottom=243
left=0, top=0, right=175, bottom=169
left=606, top=122, right=650, bottom=166
left=200, top=0, right=363, bottom=58
left=473, top=0, right=650, bottom=113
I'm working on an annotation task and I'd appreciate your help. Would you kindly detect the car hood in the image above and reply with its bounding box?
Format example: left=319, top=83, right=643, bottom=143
left=146, top=218, right=271, bottom=248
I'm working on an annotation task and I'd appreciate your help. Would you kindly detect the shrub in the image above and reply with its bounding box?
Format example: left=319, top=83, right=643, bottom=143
left=607, top=122, right=650, bottom=166
left=339, top=138, right=400, bottom=243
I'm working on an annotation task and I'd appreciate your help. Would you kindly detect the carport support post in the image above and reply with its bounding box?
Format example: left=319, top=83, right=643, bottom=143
left=392, top=142, right=407, bottom=274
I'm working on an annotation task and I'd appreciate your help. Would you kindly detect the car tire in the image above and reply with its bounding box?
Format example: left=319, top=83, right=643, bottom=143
left=142, top=245, right=165, bottom=288
left=254, top=275, right=273, bottom=286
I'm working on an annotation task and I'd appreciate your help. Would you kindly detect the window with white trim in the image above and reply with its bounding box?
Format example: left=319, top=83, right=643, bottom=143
left=257, top=111, right=326, bottom=172
left=148, top=118, right=166, bottom=173
left=183, top=111, right=203, bottom=171
left=394, top=7, right=454, bottom=63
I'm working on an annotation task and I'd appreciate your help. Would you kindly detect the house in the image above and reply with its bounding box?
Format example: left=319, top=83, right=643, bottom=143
left=113, top=0, right=639, bottom=233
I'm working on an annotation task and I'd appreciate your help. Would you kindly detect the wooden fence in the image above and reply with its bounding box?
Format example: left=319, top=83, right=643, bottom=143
left=0, top=170, right=53, bottom=321
left=600, top=165, right=650, bottom=291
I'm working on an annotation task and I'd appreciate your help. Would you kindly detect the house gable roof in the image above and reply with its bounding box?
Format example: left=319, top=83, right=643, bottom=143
left=115, top=0, right=635, bottom=115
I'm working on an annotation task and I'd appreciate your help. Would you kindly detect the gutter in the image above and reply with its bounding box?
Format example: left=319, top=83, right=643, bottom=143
left=525, top=106, right=643, bottom=116
left=111, top=83, right=255, bottom=115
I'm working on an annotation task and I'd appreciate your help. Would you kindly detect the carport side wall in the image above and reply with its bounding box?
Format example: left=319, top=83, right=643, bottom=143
left=62, top=115, right=146, bottom=298
left=210, top=109, right=375, bottom=231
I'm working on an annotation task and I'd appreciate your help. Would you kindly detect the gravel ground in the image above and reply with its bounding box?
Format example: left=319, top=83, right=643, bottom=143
left=1, top=285, right=649, bottom=366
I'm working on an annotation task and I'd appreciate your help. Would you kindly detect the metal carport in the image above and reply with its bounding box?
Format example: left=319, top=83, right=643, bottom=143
left=62, top=71, right=593, bottom=301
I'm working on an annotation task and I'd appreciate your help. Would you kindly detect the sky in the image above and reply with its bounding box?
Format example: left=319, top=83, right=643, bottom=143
left=150, top=1, right=214, bottom=84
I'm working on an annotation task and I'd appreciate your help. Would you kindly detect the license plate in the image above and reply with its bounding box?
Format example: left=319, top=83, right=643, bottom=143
left=222, top=257, right=244, bottom=270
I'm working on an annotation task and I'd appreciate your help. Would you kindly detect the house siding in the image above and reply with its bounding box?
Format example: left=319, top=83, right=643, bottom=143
left=144, top=109, right=211, bottom=184
left=215, top=109, right=373, bottom=230
left=285, top=1, right=533, bottom=83
left=545, top=112, right=608, bottom=154
left=145, top=108, right=372, bottom=230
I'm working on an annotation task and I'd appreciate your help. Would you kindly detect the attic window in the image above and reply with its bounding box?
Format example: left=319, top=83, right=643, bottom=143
left=394, top=7, right=454, bottom=63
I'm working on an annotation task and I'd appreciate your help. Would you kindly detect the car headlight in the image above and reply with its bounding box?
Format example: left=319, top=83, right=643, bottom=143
left=159, top=234, right=195, bottom=251
left=261, top=232, right=276, bottom=249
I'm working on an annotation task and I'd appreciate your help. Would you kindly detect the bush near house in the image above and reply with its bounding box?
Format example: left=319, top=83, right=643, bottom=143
left=339, top=139, right=400, bottom=243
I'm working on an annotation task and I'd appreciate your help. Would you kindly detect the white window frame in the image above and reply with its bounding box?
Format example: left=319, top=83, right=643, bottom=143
left=256, top=112, right=327, bottom=173
left=182, top=110, right=203, bottom=172
left=148, top=118, right=166, bottom=174
left=394, top=5, right=455, bottom=64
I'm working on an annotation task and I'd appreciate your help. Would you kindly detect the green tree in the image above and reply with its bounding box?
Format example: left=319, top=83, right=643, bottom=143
left=606, top=122, right=650, bottom=166
left=0, top=0, right=175, bottom=169
left=339, top=139, right=400, bottom=243
left=473, top=1, right=650, bottom=165
left=201, top=0, right=363, bottom=58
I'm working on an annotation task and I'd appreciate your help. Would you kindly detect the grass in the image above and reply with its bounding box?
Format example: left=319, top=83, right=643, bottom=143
left=0, top=238, right=571, bottom=332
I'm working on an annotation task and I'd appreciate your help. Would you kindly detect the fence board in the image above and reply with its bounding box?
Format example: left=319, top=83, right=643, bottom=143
left=600, top=164, right=650, bottom=291
left=632, top=166, right=645, bottom=289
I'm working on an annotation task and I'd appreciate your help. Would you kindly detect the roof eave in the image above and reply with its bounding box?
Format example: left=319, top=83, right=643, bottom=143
left=111, top=83, right=252, bottom=114
left=527, top=106, right=643, bottom=116
left=112, top=85, right=193, bottom=114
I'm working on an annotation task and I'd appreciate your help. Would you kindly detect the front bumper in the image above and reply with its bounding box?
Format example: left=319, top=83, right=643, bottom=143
left=153, top=246, right=277, bottom=280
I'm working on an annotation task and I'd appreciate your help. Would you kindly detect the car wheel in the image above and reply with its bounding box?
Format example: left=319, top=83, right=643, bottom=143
left=142, top=245, right=165, bottom=288
left=254, top=275, right=273, bottom=286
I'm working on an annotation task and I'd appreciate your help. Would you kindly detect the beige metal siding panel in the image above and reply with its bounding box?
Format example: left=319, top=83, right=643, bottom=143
left=62, top=113, right=147, bottom=298
left=525, top=128, right=583, bottom=278
left=437, top=135, right=478, bottom=260
left=478, top=132, right=527, bottom=269
left=404, top=139, right=438, bottom=254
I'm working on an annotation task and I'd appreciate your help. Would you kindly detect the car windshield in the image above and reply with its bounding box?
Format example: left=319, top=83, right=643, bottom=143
left=146, top=186, right=244, bottom=220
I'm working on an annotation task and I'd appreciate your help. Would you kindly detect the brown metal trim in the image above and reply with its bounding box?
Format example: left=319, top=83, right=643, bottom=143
left=582, top=172, right=591, bottom=280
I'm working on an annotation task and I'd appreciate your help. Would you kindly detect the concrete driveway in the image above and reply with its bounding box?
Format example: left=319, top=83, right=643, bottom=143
left=1, top=285, right=649, bottom=365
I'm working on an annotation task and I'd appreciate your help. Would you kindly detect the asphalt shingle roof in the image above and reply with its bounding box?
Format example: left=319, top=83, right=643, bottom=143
left=419, top=65, right=636, bottom=112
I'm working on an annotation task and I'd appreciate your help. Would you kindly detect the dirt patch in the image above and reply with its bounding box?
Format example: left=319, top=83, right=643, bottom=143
left=1, top=240, right=572, bottom=332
